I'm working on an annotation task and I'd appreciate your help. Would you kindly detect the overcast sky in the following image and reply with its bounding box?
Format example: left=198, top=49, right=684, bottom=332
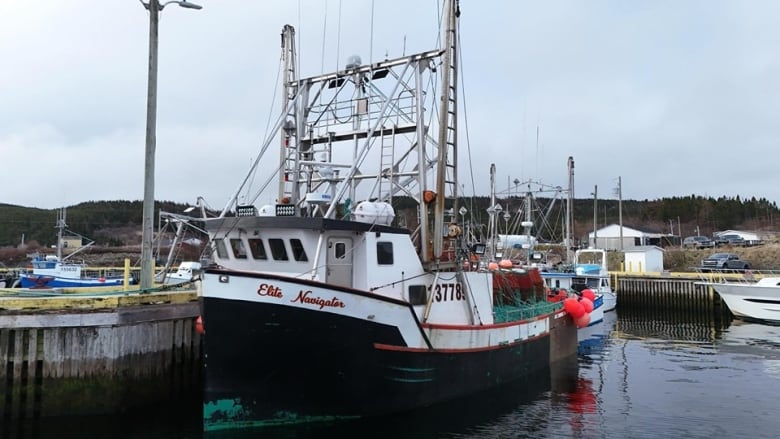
left=2, top=0, right=779, bottom=211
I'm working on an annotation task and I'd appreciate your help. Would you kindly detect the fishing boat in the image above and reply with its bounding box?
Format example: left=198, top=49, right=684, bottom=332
left=153, top=211, right=206, bottom=285
left=542, top=248, right=616, bottom=325
left=571, top=248, right=617, bottom=312
left=18, top=208, right=130, bottom=288
left=198, top=0, right=578, bottom=432
left=485, top=159, right=615, bottom=328
left=156, top=261, right=202, bottom=285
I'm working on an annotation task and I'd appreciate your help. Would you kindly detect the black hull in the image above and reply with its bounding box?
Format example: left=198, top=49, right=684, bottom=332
left=202, top=296, right=573, bottom=431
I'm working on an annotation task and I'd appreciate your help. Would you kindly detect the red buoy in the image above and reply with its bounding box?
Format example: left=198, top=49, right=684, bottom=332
left=195, top=315, right=205, bottom=335
left=580, top=297, right=594, bottom=313
left=576, top=312, right=591, bottom=328
left=563, top=297, right=585, bottom=319
left=581, top=289, right=596, bottom=302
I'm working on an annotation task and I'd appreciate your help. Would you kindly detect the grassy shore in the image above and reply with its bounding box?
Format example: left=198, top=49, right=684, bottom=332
left=611, top=242, right=780, bottom=272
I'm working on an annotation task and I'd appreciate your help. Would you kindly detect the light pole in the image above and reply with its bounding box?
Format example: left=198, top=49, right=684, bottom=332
left=592, top=185, right=598, bottom=249
left=139, top=0, right=202, bottom=289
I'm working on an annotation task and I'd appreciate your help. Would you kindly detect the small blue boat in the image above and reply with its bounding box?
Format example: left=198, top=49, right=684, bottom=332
left=18, top=208, right=131, bottom=289
left=19, top=254, right=128, bottom=288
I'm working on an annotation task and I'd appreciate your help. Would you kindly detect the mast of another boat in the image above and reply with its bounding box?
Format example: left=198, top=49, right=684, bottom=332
left=488, top=163, right=498, bottom=261
left=56, top=207, right=65, bottom=261
left=566, top=156, right=575, bottom=263
left=522, top=187, right=533, bottom=262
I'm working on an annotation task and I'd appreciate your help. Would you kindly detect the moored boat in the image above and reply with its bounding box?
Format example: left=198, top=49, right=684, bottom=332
left=572, top=248, right=616, bottom=312
left=18, top=208, right=131, bottom=288
left=543, top=248, right=616, bottom=317
left=706, top=276, right=780, bottom=325
left=197, top=0, right=578, bottom=432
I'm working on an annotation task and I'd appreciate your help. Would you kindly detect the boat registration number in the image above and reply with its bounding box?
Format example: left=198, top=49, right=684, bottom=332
left=432, top=283, right=464, bottom=302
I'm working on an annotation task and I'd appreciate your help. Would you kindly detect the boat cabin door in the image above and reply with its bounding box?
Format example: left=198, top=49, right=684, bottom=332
left=327, top=237, right=354, bottom=288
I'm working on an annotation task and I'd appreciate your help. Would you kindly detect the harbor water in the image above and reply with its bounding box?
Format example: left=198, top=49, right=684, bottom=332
left=4, top=309, right=780, bottom=439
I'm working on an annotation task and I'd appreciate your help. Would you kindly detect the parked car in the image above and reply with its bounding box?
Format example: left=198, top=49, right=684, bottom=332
left=683, top=236, right=715, bottom=249
left=700, top=252, right=751, bottom=271
left=714, top=234, right=746, bottom=247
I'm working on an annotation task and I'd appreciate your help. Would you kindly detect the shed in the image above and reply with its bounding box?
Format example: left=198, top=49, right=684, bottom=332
left=623, top=245, right=665, bottom=273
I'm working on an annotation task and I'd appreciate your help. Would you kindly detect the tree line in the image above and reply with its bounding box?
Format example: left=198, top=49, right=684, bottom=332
left=0, top=200, right=193, bottom=248
left=0, top=195, right=777, bottom=248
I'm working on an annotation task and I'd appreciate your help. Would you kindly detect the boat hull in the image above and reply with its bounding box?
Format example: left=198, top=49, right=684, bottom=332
left=585, top=294, right=605, bottom=326
left=201, top=272, right=576, bottom=431
left=19, top=274, right=127, bottom=289
left=601, top=290, right=617, bottom=312
left=710, top=280, right=780, bottom=325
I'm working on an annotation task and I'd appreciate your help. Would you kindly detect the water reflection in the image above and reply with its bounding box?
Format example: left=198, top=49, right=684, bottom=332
left=7, top=311, right=780, bottom=438
left=615, top=306, right=730, bottom=342
left=717, top=320, right=780, bottom=381
left=205, top=354, right=580, bottom=439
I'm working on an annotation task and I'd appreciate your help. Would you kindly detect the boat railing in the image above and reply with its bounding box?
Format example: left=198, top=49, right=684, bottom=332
left=692, top=267, right=780, bottom=284
left=81, top=266, right=137, bottom=279
left=493, top=299, right=562, bottom=323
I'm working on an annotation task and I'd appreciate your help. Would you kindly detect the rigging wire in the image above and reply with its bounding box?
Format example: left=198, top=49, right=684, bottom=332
left=458, top=26, right=479, bottom=225
left=369, top=0, right=375, bottom=64
left=335, top=0, right=342, bottom=70
left=297, top=0, right=302, bottom=81
left=241, top=44, right=284, bottom=205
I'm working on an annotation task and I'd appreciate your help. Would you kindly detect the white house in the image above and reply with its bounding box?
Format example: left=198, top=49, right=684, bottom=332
left=586, top=224, right=668, bottom=251
left=623, top=246, right=665, bottom=273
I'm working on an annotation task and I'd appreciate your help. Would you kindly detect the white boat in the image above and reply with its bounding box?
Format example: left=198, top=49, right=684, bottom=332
left=197, top=1, right=579, bottom=432
left=707, top=276, right=780, bottom=325
left=572, top=248, right=617, bottom=312
left=156, top=261, right=202, bottom=285
left=542, top=248, right=616, bottom=329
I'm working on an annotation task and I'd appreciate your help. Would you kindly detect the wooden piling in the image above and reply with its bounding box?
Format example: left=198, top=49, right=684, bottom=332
left=613, top=272, right=732, bottom=323
left=0, top=289, right=201, bottom=420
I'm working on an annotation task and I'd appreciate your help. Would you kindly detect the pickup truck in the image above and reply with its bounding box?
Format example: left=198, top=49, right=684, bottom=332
left=700, top=252, right=751, bottom=271
left=714, top=234, right=746, bottom=247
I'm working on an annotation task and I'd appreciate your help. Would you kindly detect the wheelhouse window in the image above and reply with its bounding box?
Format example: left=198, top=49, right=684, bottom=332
left=334, top=242, right=346, bottom=259
left=230, top=238, right=248, bottom=259
left=248, top=238, right=267, bottom=260
left=268, top=238, right=289, bottom=261
left=408, top=285, right=427, bottom=305
left=290, top=239, right=308, bottom=262
left=214, top=238, right=228, bottom=259
left=377, top=241, right=394, bottom=265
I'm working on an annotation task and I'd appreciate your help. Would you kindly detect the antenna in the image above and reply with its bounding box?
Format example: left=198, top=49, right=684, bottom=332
left=535, top=125, right=540, bottom=178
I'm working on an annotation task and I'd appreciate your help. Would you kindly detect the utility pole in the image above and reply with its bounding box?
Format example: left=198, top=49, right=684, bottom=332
left=618, top=176, right=623, bottom=251
left=677, top=216, right=682, bottom=245
left=566, top=156, right=574, bottom=262
left=139, top=0, right=202, bottom=289
left=140, top=0, right=161, bottom=290
left=592, top=185, right=598, bottom=248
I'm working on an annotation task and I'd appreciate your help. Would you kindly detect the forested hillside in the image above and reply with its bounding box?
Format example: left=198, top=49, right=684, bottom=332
left=397, top=194, right=779, bottom=242
left=0, top=195, right=777, bottom=249
left=0, top=200, right=194, bottom=247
